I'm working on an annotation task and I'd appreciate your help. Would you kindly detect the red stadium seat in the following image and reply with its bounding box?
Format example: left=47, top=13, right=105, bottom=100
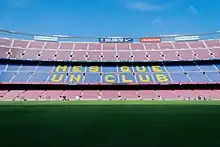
left=132, top=51, right=148, bottom=61
left=144, top=43, right=159, bottom=50
left=0, top=38, right=12, bottom=47
left=147, top=51, right=164, bottom=61
left=117, top=51, right=133, bottom=61
left=119, top=90, right=139, bottom=100
left=61, top=90, right=82, bottom=100
left=81, top=90, right=101, bottom=100
left=12, top=40, right=29, bottom=48
left=40, top=90, right=64, bottom=101
left=158, top=42, right=174, bottom=49
left=59, top=42, right=74, bottom=50
left=177, top=50, right=197, bottom=60
left=101, top=90, right=119, bottom=100
left=89, top=43, right=102, bottom=50
left=19, top=90, right=45, bottom=101
left=194, top=90, right=220, bottom=100
left=204, top=40, right=220, bottom=48
left=0, top=47, right=10, bottom=59
left=173, top=42, right=189, bottom=49
left=102, top=51, right=117, bottom=61
left=157, top=90, right=179, bottom=100
left=188, top=41, right=206, bottom=48
left=162, top=50, right=180, bottom=61
left=28, top=41, right=45, bottom=49
left=138, top=90, right=158, bottom=100
left=2, top=90, right=25, bottom=101
left=0, top=90, right=8, bottom=98
left=117, top=43, right=130, bottom=50
left=130, top=43, right=145, bottom=50
left=175, top=90, right=198, bottom=100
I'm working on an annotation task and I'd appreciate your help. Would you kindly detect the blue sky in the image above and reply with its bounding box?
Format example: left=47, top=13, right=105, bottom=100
left=0, top=0, right=220, bottom=38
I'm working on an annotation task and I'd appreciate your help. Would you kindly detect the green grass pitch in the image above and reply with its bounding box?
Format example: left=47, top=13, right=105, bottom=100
left=0, top=101, right=220, bottom=147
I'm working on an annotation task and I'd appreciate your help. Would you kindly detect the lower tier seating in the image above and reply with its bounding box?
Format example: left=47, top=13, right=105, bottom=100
left=0, top=90, right=219, bottom=101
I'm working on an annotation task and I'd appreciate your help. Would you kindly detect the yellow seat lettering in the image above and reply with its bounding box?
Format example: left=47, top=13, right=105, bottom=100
left=156, top=74, right=168, bottom=83
left=69, top=74, right=81, bottom=83
left=121, top=66, right=131, bottom=72
left=138, top=74, right=150, bottom=82
left=136, top=66, right=146, bottom=72
left=51, top=74, right=64, bottom=82
left=56, top=65, right=67, bottom=72
left=105, top=75, right=115, bottom=83
left=72, top=66, right=82, bottom=72
left=89, top=66, right=99, bottom=72
left=152, top=66, right=163, bottom=72
left=122, top=75, right=133, bottom=83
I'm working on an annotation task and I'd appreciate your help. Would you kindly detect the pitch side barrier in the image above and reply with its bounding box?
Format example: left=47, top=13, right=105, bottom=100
left=0, top=83, right=220, bottom=90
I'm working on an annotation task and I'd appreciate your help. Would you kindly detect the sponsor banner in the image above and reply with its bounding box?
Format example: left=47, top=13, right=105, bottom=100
left=99, top=37, right=133, bottom=43
left=34, top=36, right=58, bottom=42
left=140, top=37, right=161, bottom=43
left=174, top=36, right=200, bottom=42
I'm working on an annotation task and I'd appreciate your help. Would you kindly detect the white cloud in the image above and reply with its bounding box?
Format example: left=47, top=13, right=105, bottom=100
left=189, top=5, right=198, bottom=14
left=127, top=2, right=164, bottom=11
left=152, top=18, right=162, bottom=26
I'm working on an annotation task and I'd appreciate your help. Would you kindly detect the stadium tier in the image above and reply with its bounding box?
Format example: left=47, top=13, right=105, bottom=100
left=0, top=38, right=220, bottom=62
left=0, top=90, right=220, bottom=100
left=0, top=63, right=220, bottom=85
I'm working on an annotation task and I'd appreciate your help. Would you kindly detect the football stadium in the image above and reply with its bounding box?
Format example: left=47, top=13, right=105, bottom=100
left=0, top=28, right=220, bottom=147
left=0, top=31, right=220, bottom=100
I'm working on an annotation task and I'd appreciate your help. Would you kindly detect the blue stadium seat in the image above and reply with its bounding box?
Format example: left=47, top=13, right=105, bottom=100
left=187, top=73, right=211, bottom=82
left=165, top=65, right=182, bottom=73
left=102, top=66, right=118, bottom=73
left=36, top=65, right=54, bottom=72
left=169, top=73, right=191, bottom=83
left=215, top=64, right=220, bottom=70
left=19, top=65, right=37, bottom=72
left=0, top=71, right=14, bottom=82
left=28, top=73, right=50, bottom=83
left=181, top=65, right=201, bottom=72
left=206, top=72, right=220, bottom=82
left=84, top=73, right=100, bottom=84
left=198, top=65, right=218, bottom=72
left=6, top=65, right=20, bottom=71
left=11, top=72, right=32, bottom=82
left=0, top=64, right=6, bottom=71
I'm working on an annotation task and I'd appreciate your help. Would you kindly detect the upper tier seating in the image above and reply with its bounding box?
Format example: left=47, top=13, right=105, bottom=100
left=0, top=38, right=220, bottom=62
